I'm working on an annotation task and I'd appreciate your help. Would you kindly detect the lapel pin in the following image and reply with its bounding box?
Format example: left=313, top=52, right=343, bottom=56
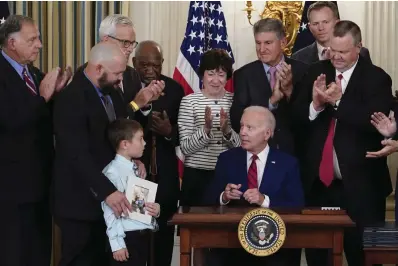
left=271, top=161, right=276, bottom=164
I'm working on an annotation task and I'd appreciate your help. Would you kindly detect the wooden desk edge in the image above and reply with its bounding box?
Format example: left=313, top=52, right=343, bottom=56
left=169, top=213, right=354, bottom=227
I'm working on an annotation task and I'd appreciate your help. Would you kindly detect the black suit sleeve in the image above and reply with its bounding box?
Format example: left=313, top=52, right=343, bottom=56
left=204, top=152, right=228, bottom=205
left=290, top=48, right=310, bottom=64
left=130, top=68, right=142, bottom=99
left=393, top=102, right=398, bottom=140
left=230, top=70, right=250, bottom=133
left=289, top=60, right=309, bottom=103
left=167, top=83, right=185, bottom=146
left=360, top=48, right=372, bottom=64
left=290, top=50, right=302, bottom=61
left=336, top=70, right=392, bottom=133
left=126, top=104, right=136, bottom=121
left=291, top=69, right=314, bottom=126
left=0, top=80, right=50, bottom=131
left=53, top=89, right=116, bottom=201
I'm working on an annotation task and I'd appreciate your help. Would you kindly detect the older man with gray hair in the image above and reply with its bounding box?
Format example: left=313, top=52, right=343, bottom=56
left=77, top=14, right=164, bottom=120
left=230, top=18, right=308, bottom=158
left=206, top=106, right=304, bottom=266
left=0, top=14, right=71, bottom=266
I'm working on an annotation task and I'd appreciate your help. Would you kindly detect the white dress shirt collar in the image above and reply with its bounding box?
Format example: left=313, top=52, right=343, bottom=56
left=219, top=145, right=271, bottom=208
left=316, top=42, right=328, bottom=60
left=246, top=144, right=270, bottom=166
left=335, top=56, right=359, bottom=83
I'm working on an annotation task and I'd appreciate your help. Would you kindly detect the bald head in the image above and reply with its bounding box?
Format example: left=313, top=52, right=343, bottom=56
left=240, top=106, right=275, bottom=154
left=135, top=40, right=163, bottom=58
left=133, top=40, right=164, bottom=84
left=85, top=42, right=127, bottom=92
left=88, top=42, right=126, bottom=65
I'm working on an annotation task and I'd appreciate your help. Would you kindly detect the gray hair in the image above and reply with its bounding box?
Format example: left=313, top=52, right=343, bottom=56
left=244, top=106, right=276, bottom=132
left=253, top=18, right=285, bottom=39
left=88, top=42, right=126, bottom=65
left=0, top=15, right=35, bottom=47
left=98, top=14, right=134, bottom=40
left=135, top=40, right=163, bottom=58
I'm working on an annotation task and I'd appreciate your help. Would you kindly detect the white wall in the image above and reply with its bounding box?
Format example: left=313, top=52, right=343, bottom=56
left=337, top=1, right=366, bottom=33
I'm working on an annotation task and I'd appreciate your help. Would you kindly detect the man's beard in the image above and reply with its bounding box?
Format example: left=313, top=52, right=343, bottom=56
left=98, top=72, right=118, bottom=95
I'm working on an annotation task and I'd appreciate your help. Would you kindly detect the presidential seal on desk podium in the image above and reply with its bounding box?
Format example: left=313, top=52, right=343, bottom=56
left=238, top=208, right=286, bottom=256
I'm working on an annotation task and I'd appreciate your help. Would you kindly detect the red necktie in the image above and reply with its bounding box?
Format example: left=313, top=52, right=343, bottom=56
left=248, top=154, right=258, bottom=189
left=22, top=68, right=37, bottom=95
left=319, top=74, right=343, bottom=186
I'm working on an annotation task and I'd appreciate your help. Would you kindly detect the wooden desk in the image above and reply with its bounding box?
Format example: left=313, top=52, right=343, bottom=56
left=170, top=207, right=354, bottom=266
left=364, top=247, right=398, bottom=266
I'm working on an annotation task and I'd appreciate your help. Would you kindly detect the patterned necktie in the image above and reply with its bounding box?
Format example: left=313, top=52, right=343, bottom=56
left=248, top=154, right=258, bottom=189
left=321, top=48, right=329, bottom=60
left=22, top=68, right=37, bottom=95
left=268, top=66, right=277, bottom=90
left=319, top=74, right=343, bottom=187
left=100, top=95, right=116, bottom=122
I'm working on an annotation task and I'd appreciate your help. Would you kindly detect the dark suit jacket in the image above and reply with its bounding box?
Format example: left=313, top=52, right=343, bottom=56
left=293, top=57, right=392, bottom=221
left=291, top=42, right=372, bottom=64
left=206, top=147, right=304, bottom=208
left=391, top=102, right=398, bottom=221
left=52, top=69, right=127, bottom=220
left=75, top=64, right=141, bottom=119
left=120, top=65, right=142, bottom=104
left=135, top=75, right=184, bottom=222
left=230, top=57, right=308, bottom=156
left=0, top=52, right=53, bottom=204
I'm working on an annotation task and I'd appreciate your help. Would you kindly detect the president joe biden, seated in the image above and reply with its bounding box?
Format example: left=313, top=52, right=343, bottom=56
left=205, top=106, right=304, bottom=266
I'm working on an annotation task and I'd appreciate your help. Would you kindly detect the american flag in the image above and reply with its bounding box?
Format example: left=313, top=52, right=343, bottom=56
left=0, top=2, right=10, bottom=26
left=173, top=1, right=235, bottom=95
left=173, top=1, right=235, bottom=178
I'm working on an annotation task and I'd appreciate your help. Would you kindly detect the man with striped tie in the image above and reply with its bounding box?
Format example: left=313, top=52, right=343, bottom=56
left=0, top=15, right=71, bottom=266
left=206, top=106, right=304, bottom=265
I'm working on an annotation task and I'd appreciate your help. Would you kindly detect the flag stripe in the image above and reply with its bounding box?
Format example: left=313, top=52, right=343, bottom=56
left=173, top=61, right=195, bottom=95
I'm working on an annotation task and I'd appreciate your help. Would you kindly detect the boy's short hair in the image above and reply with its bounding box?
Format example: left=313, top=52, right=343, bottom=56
left=108, top=118, right=143, bottom=151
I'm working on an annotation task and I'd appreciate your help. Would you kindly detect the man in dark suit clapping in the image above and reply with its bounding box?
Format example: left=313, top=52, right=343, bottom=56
left=230, top=18, right=308, bottom=157
left=293, top=20, right=392, bottom=266
left=0, top=15, right=71, bottom=266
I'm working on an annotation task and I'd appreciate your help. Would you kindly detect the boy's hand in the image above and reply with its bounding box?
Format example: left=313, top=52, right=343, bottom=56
left=133, top=159, right=147, bottom=179
left=145, top=202, right=160, bottom=217
left=113, top=248, right=129, bottom=262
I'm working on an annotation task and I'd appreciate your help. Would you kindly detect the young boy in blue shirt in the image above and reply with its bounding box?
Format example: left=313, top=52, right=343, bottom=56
left=102, top=118, right=160, bottom=266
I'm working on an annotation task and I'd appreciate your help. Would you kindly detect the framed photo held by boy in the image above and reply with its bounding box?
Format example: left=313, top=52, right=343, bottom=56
left=125, top=176, right=158, bottom=225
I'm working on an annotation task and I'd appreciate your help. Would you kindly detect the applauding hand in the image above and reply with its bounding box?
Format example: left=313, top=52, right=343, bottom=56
left=370, top=111, right=397, bottom=138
